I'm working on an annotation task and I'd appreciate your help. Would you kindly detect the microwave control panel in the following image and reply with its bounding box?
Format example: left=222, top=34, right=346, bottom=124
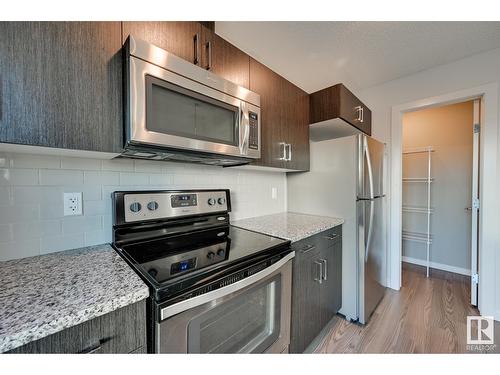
left=249, top=112, right=259, bottom=150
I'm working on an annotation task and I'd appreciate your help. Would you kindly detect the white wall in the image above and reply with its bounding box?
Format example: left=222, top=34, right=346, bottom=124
left=0, top=153, right=286, bottom=261
left=358, top=47, right=500, bottom=319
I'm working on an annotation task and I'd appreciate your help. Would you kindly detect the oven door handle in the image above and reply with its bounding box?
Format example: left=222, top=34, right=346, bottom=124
left=160, top=251, right=295, bottom=321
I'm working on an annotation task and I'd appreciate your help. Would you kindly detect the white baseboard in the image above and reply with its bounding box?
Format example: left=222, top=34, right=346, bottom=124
left=402, top=256, right=471, bottom=276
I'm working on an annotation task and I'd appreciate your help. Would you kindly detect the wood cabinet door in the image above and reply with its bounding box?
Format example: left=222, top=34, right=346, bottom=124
left=249, top=58, right=286, bottom=169
left=290, top=243, right=322, bottom=353
left=122, top=21, right=201, bottom=66
left=0, top=22, right=123, bottom=152
left=282, top=79, right=310, bottom=171
left=200, top=25, right=250, bottom=89
left=319, top=240, right=342, bottom=327
left=337, top=84, right=371, bottom=135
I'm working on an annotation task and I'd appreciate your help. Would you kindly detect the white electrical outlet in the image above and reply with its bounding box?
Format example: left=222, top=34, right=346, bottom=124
left=64, top=192, right=83, bottom=216
left=271, top=187, right=278, bottom=200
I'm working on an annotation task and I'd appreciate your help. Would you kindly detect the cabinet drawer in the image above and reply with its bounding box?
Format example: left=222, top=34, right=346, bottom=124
left=8, top=300, right=146, bottom=354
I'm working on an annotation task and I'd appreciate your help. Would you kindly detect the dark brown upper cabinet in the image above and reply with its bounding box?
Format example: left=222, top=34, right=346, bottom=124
left=249, top=59, right=310, bottom=171
left=200, top=25, right=250, bottom=89
left=122, top=22, right=201, bottom=66
left=122, top=22, right=250, bottom=89
left=309, top=83, right=372, bottom=141
left=0, top=22, right=123, bottom=152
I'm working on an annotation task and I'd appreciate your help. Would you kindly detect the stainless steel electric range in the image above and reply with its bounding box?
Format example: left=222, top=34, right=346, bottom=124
left=112, top=189, right=294, bottom=354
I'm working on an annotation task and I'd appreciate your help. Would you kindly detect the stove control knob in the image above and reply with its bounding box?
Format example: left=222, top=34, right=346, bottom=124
left=207, top=251, right=215, bottom=260
left=217, top=249, right=225, bottom=257
left=129, top=202, right=142, bottom=213
left=147, top=201, right=159, bottom=211
left=218, top=197, right=226, bottom=205
left=207, top=198, right=216, bottom=206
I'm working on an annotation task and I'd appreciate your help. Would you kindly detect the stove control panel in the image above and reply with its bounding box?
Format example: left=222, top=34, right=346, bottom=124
left=120, top=190, right=230, bottom=223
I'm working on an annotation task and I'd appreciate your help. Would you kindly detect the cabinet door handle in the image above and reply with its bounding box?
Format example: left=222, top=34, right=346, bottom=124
left=285, top=143, right=292, bottom=161
left=355, top=106, right=363, bottom=122
left=279, top=142, right=286, bottom=161
left=205, top=41, right=212, bottom=70
left=300, top=244, right=316, bottom=254
left=324, top=233, right=339, bottom=240
left=193, top=33, right=200, bottom=65
left=320, top=259, right=328, bottom=281
left=314, top=260, right=323, bottom=284
left=78, top=336, right=112, bottom=354
left=360, top=106, right=364, bottom=123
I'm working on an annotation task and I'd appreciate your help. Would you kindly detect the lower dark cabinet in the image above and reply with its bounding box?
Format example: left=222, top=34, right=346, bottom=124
left=8, top=300, right=146, bottom=354
left=290, top=226, right=342, bottom=353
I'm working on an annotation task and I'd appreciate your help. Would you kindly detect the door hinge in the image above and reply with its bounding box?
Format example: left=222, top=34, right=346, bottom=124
left=474, top=123, right=480, bottom=133
left=472, top=273, right=479, bottom=284
left=473, top=198, right=480, bottom=209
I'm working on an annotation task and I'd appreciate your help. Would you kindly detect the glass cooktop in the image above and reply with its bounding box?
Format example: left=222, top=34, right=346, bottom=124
left=120, top=225, right=289, bottom=285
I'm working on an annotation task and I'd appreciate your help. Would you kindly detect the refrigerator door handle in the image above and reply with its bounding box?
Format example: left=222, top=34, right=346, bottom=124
left=364, top=137, right=375, bottom=261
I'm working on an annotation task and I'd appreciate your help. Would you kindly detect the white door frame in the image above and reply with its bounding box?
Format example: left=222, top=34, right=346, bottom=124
left=389, top=83, right=498, bottom=319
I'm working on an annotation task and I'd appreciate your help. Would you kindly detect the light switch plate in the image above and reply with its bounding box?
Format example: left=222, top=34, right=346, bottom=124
left=64, top=192, right=82, bottom=216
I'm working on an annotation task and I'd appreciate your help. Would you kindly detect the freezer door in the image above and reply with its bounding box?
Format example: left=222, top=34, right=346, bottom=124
left=358, top=135, right=385, bottom=199
left=357, top=197, right=386, bottom=324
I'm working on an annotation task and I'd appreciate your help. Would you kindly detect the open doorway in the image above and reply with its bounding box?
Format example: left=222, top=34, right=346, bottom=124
left=401, top=99, right=479, bottom=305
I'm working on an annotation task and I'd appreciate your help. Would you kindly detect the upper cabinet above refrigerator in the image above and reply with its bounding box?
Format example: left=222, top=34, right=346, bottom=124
left=309, top=83, right=372, bottom=141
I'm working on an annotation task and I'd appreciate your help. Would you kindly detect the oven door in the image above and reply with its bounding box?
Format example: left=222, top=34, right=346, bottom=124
left=128, top=56, right=260, bottom=159
left=155, top=255, right=293, bottom=353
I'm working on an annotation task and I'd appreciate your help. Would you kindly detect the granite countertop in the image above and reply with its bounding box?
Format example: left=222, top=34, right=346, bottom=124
left=0, top=244, right=149, bottom=353
left=233, top=212, right=344, bottom=243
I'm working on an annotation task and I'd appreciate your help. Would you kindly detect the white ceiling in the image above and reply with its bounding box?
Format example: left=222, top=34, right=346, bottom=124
left=216, top=22, right=500, bottom=93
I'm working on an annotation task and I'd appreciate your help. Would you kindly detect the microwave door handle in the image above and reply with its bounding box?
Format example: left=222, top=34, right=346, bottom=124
left=239, top=102, right=250, bottom=155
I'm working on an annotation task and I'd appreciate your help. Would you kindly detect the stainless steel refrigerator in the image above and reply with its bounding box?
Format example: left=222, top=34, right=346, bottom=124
left=288, top=134, right=386, bottom=324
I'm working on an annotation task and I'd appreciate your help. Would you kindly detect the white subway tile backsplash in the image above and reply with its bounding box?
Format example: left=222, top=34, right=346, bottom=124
left=0, top=239, right=40, bottom=261
left=62, top=216, right=102, bottom=234
left=0, top=154, right=286, bottom=261
left=40, top=233, right=85, bottom=254
left=12, top=220, right=61, bottom=240
left=119, top=172, right=150, bottom=185
left=60, top=157, right=102, bottom=171
left=84, top=171, right=120, bottom=185
left=13, top=186, right=63, bottom=205
left=0, top=205, right=39, bottom=224
left=0, top=169, right=39, bottom=185
left=0, top=186, right=11, bottom=205
left=39, top=201, right=63, bottom=219
left=39, top=169, right=84, bottom=186
left=83, top=200, right=108, bottom=216
left=84, top=229, right=110, bottom=247
left=149, top=173, right=174, bottom=186
left=0, top=224, right=12, bottom=242
left=134, top=160, right=165, bottom=173
left=102, top=158, right=134, bottom=172
left=10, top=153, right=61, bottom=169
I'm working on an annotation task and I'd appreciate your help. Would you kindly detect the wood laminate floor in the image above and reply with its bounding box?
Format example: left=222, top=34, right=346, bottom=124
left=314, top=263, right=500, bottom=353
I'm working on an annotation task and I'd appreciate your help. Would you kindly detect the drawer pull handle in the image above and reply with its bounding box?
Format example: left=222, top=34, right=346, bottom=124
left=80, top=343, right=102, bottom=354
left=300, top=244, right=316, bottom=254
left=79, top=336, right=112, bottom=354
left=324, top=234, right=339, bottom=240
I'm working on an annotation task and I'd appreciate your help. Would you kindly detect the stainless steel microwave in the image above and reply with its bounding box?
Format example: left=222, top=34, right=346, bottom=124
left=122, top=36, right=261, bottom=166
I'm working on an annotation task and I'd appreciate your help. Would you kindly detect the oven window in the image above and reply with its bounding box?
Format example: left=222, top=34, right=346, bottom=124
left=187, top=275, right=281, bottom=353
left=146, top=75, right=238, bottom=146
